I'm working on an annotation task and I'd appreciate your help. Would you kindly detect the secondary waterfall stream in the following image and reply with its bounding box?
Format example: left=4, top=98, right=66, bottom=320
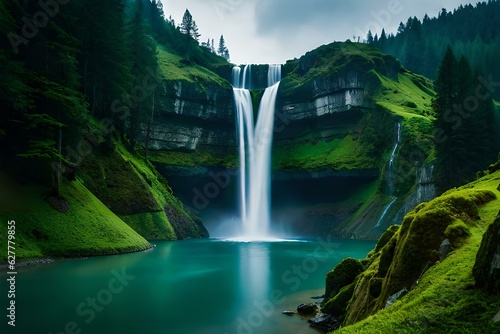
left=376, top=122, right=402, bottom=228
left=232, top=64, right=281, bottom=239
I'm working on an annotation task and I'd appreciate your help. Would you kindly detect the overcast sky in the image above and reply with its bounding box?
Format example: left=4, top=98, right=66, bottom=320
left=161, top=0, right=474, bottom=64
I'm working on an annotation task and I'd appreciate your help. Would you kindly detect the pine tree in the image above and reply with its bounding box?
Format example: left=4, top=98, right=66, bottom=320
left=433, top=47, right=458, bottom=192
left=366, top=30, right=374, bottom=44
left=217, top=35, right=229, bottom=60
left=192, top=21, right=201, bottom=41
left=432, top=49, right=496, bottom=192
left=180, top=9, right=193, bottom=36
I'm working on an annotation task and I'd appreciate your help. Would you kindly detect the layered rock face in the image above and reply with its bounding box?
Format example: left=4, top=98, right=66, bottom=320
left=279, top=71, right=370, bottom=121
left=146, top=79, right=236, bottom=153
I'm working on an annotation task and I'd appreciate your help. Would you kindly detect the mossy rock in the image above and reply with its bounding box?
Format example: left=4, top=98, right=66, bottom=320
left=377, top=236, right=397, bottom=278
left=322, top=281, right=356, bottom=319
left=382, top=189, right=496, bottom=302
left=445, top=219, right=471, bottom=248
left=325, top=258, right=364, bottom=299
left=369, top=277, right=384, bottom=298
left=375, top=225, right=400, bottom=252
left=473, top=213, right=500, bottom=294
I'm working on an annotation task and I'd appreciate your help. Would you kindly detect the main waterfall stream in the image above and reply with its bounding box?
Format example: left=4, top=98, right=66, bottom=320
left=233, top=64, right=281, bottom=240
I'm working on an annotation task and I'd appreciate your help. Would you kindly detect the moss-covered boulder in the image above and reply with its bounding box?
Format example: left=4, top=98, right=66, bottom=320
left=342, top=188, right=496, bottom=326
left=325, top=258, right=364, bottom=299
left=473, top=212, right=500, bottom=294
left=380, top=190, right=495, bottom=302
left=322, top=281, right=357, bottom=319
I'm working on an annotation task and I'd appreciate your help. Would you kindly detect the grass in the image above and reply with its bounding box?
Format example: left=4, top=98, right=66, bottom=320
left=374, top=71, right=435, bottom=120
left=149, top=149, right=238, bottom=168
left=157, top=47, right=231, bottom=89
left=79, top=141, right=206, bottom=240
left=0, top=172, right=151, bottom=263
left=328, top=170, right=500, bottom=333
left=273, top=135, right=378, bottom=171
left=282, top=42, right=401, bottom=100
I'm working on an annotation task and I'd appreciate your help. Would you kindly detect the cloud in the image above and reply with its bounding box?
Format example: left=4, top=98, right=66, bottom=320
left=163, top=0, right=476, bottom=64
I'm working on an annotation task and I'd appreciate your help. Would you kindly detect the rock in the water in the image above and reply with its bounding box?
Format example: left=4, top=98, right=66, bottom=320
left=282, top=310, right=296, bottom=316
left=297, top=303, right=318, bottom=315
left=308, top=314, right=341, bottom=331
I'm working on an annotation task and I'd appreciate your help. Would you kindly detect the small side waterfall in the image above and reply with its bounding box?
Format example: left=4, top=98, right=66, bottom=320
left=388, top=122, right=401, bottom=196
left=233, top=64, right=281, bottom=240
left=376, top=122, right=402, bottom=228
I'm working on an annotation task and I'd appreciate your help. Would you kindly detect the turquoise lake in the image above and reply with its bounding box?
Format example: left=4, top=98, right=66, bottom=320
left=2, top=239, right=375, bottom=334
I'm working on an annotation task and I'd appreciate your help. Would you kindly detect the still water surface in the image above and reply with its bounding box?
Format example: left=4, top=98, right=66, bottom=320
left=2, top=239, right=375, bottom=334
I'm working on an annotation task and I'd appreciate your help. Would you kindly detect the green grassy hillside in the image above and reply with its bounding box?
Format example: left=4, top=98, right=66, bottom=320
left=79, top=142, right=208, bottom=240
left=322, top=170, right=500, bottom=333
left=0, top=172, right=151, bottom=263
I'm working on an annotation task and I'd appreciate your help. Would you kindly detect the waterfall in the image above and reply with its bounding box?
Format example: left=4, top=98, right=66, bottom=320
left=388, top=122, right=401, bottom=196
left=376, top=122, right=402, bottom=228
left=232, top=64, right=281, bottom=239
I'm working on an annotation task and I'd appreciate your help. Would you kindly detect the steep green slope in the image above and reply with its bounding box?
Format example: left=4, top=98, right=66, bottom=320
left=321, top=170, right=500, bottom=333
left=0, top=172, right=151, bottom=263
left=79, top=142, right=208, bottom=240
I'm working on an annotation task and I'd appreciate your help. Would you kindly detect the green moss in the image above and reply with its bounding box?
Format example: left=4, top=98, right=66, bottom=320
left=445, top=219, right=471, bottom=247
left=375, top=72, right=435, bottom=119
left=120, top=211, right=176, bottom=240
left=79, top=148, right=161, bottom=215
left=473, top=212, right=500, bottom=294
left=381, top=189, right=496, bottom=300
left=0, top=172, right=150, bottom=262
left=79, top=142, right=207, bottom=240
left=331, top=171, right=500, bottom=332
left=325, top=258, right=365, bottom=299
left=335, top=224, right=500, bottom=334
left=377, top=236, right=397, bottom=278
left=282, top=42, right=400, bottom=101
left=273, top=135, right=377, bottom=171
left=149, top=149, right=237, bottom=168
left=323, top=281, right=357, bottom=319
left=375, top=225, right=400, bottom=252
left=158, top=47, right=230, bottom=89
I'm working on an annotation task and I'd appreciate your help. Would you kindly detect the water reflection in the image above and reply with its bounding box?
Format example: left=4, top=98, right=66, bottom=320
left=239, top=242, right=270, bottom=305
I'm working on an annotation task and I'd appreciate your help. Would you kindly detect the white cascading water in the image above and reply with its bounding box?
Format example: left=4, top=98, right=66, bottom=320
left=232, top=64, right=281, bottom=239
left=376, top=122, right=401, bottom=228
